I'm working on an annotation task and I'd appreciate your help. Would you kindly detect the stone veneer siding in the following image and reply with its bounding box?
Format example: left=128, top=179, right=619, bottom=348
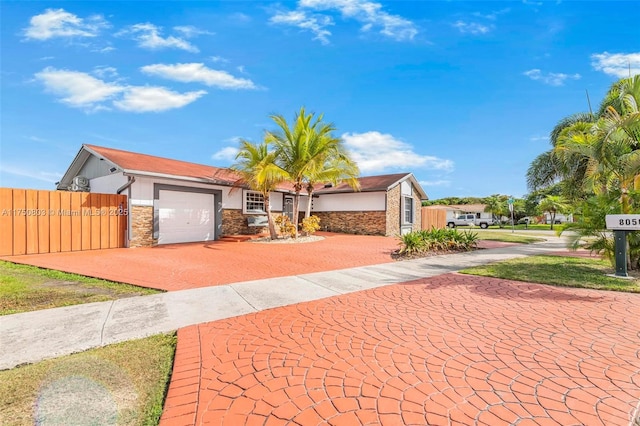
left=313, top=211, right=386, bottom=235
left=222, top=209, right=271, bottom=235
left=412, top=190, right=422, bottom=232
left=385, top=183, right=423, bottom=236
left=386, top=185, right=401, bottom=236
left=130, top=205, right=154, bottom=247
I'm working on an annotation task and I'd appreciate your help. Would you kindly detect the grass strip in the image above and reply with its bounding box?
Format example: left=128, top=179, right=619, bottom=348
left=473, top=231, right=545, bottom=244
left=460, top=255, right=640, bottom=292
left=0, top=261, right=160, bottom=315
left=0, top=333, right=176, bottom=426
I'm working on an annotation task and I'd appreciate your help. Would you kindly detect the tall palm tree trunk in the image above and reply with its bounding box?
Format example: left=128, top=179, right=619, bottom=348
left=264, top=196, right=278, bottom=240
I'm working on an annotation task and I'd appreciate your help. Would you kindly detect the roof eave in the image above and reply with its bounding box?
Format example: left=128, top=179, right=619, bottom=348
left=386, top=173, right=428, bottom=201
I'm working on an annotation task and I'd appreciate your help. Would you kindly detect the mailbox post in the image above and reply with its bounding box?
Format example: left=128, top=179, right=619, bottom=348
left=605, top=214, right=640, bottom=278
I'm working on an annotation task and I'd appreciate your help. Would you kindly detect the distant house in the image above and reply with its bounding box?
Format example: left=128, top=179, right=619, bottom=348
left=57, top=145, right=428, bottom=246
left=424, top=204, right=494, bottom=222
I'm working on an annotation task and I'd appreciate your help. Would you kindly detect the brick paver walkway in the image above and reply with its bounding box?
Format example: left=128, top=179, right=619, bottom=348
left=161, top=273, right=640, bottom=426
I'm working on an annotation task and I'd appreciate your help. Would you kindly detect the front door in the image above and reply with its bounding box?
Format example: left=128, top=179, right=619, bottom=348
left=284, top=196, right=294, bottom=222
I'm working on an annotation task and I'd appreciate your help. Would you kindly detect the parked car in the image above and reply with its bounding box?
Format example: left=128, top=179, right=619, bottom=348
left=447, top=214, right=495, bottom=229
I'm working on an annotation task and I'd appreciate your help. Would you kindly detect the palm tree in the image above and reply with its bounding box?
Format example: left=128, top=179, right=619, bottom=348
left=526, top=112, right=595, bottom=198
left=483, top=195, right=506, bottom=227
left=303, top=150, right=360, bottom=219
left=230, top=140, right=289, bottom=240
left=554, top=75, right=640, bottom=213
left=538, top=195, right=569, bottom=230
left=266, top=107, right=359, bottom=235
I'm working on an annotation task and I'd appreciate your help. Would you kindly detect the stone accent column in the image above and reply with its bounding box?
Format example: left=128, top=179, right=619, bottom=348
left=386, top=185, right=401, bottom=236
left=130, top=205, right=154, bottom=247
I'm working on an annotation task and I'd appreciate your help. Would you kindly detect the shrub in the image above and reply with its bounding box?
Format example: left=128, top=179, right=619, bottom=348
left=301, top=215, right=321, bottom=236
left=274, top=215, right=296, bottom=238
left=397, top=228, right=478, bottom=256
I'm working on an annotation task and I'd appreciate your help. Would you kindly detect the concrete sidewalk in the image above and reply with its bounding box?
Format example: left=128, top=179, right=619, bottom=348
left=0, top=238, right=566, bottom=370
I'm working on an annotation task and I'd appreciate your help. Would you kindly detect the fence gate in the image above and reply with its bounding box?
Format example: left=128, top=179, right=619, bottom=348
left=421, top=207, right=447, bottom=230
left=0, top=188, right=127, bottom=256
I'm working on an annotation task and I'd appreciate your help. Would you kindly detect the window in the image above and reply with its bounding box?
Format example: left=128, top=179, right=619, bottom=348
left=403, top=196, right=414, bottom=224
left=244, top=191, right=265, bottom=214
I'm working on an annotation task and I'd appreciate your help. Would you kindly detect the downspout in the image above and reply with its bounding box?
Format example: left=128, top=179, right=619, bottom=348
left=116, top=175, right=135, bottom=194
left=117, top=175, right=135, bottom=247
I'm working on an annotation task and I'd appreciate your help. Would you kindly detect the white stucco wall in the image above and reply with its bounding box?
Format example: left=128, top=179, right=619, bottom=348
left=312, top=192, right=386, bottom=212
left=124, top=175, right=285, bottom=210
left=90, top=173, right=128, bottom=194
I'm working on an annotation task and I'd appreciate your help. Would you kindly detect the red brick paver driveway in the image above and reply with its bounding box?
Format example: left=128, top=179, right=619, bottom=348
left=161, top=274, right=640, bottom=426
left=2, top=233, right=400, bottom=291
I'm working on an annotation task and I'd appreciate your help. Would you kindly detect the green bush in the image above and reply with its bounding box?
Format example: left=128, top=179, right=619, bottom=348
left=274, top=215, right=296, bottom=238
left=397, top=228, right=478, bottom=256
left=301, top=215, right=321, bottom=236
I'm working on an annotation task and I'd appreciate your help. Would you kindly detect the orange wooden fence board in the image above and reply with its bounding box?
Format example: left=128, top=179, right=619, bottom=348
left=71, top=193, right=83, bottom=251
left=59, top=191, right=72, bottom=252
left=0, top=189, right=127, bottom=255
left=0, top=188, right=13, bottom=256
left=12, top=190, right=27, bottom=255
left=26, top=190, right=39, bottom=254
left=37, top=191, right=50, bottom=253
left=49, top=191, right=61, bottom=253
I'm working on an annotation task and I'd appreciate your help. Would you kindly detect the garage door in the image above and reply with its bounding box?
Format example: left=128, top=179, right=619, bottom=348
left=158, top=190, right=215, bottom=244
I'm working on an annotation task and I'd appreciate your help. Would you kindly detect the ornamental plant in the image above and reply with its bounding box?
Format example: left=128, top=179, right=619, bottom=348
left=274, top=215, right=296, bottom=238
left=301, top=215, right=321, bottom=236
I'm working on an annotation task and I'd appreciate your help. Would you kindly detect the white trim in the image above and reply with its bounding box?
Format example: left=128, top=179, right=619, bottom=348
left=131, top=199, right=154, bottom=206
left=243, top=190, right=266, bottom=214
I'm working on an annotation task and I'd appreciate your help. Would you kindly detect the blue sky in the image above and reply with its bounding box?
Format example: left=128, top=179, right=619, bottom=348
left=1, top=1, right=638, bottom=200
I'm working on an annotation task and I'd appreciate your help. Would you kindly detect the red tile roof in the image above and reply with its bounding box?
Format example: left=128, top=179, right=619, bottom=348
left=85, top=144, right=241, bottom=185
left=80, top=145, right=427, bottom=198
left=315, top=173, right=411, bottom=193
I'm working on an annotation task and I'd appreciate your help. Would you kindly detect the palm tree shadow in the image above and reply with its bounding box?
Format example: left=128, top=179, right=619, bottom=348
left=405, top=273, right=606, bottom=303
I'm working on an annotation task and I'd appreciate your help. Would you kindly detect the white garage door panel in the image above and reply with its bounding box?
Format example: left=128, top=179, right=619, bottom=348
left=158, top=191, right=215, bottom=244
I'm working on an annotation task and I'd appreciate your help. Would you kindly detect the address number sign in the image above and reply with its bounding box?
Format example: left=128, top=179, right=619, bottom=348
left=605, top=214, right=640, bottom=230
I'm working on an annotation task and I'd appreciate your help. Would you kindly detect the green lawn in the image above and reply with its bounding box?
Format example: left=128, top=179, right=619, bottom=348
left=460, top=255, right=640, bottom=293
left=0, top=261, right=160, bottom=315
left=0, top=333, right=176, bottom=426
left=473, top=231, right=545, bottom=244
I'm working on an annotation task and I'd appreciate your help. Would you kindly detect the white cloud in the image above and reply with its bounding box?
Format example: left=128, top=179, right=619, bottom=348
left=523, top=69, right=581, bottom=86
left=270, top=11, right=333, bottom=45
left=24, top=8, right=109, bottom=40
left=272, top=0, right=417, bottom=44
left=35, top=67, right=123, bottom=109
left=210, top=56, right=229, bottom=63
left=92, top=66, right=119, bottom=79
left=591, top=52, right=640, bottom=78
left=141, top=63, right=257, bottom=89
left=453, top=20, right=492, bottom=35
left=341, top=131, right=454, bottom=174
left=472, top=8, right=510, bottom=20
left=173, top=25, right=213, bottom=37
left=35, top=67, right=206, bottom=113
left=212, top=146, right=240, bottom=162
left=420, top=180, right=451, bottom=187
left=118, top=23, right=199, bottom=52
left=113, top=87, right=207, bottom=113
left=301, top=0, right=417, bottom=40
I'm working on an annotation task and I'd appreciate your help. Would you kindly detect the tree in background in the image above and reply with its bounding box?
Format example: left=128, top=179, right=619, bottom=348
left=538, top=195, right=570, bottom=230
left=483, top=195, right=507, bottom=227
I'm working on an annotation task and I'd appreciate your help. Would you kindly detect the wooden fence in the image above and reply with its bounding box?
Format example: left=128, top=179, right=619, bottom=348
left=0, top=188, right=127, bottom=256
left=421, top=207, right=447, bottom=230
